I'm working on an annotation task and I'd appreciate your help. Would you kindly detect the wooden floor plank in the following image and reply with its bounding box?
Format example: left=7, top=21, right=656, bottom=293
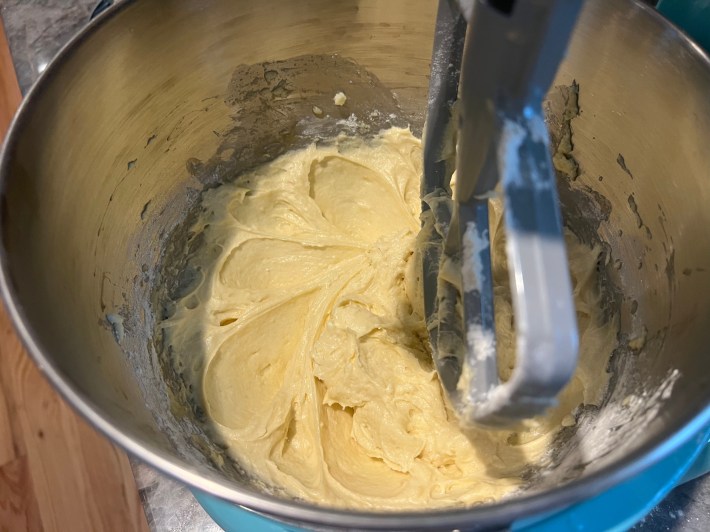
left=0, top=21, right=20, bottom=140
left=0, top=313, right=29, bottom=463
left=0, top=14, right=150, bottom=532
left=0, top=294, right=149, bottom=532
left=0, top=456, right=43, bottom=532
left=0, top=381, right=17, bottom=467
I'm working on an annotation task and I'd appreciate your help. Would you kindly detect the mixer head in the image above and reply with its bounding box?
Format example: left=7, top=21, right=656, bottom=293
left=422, top=0, right=584, bottom=428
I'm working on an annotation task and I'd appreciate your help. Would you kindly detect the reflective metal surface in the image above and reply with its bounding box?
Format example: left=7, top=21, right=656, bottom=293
left=1, top=0, right=710, bottom=529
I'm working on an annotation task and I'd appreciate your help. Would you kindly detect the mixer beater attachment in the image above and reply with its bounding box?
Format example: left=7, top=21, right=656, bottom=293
left=422, top=0, right=583, bottom=427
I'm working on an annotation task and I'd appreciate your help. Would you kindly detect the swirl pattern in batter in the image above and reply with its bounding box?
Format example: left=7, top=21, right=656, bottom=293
left=161, top=128, right=617, bottom=509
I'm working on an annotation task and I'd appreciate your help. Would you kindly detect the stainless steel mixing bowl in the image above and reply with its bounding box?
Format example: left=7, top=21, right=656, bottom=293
left=1, top=0, right=710, bottom=529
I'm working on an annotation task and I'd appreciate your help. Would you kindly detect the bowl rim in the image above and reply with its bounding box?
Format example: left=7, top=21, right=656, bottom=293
left=1, top=0, right=709, bottom=528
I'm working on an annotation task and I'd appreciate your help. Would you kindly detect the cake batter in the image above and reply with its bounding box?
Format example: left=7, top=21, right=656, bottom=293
left=161, top=128, right=617, bottom=509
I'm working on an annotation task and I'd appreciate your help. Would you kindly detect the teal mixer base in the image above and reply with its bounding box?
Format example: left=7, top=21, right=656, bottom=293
left=657, top=0, right=710, bottom=52
left=192, top=426, right=710, bottom=532
left=512, top=427, right=710, bottom=531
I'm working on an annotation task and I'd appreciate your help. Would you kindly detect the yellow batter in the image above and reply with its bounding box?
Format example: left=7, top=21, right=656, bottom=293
left=161, top=128, right=617, bottom=509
